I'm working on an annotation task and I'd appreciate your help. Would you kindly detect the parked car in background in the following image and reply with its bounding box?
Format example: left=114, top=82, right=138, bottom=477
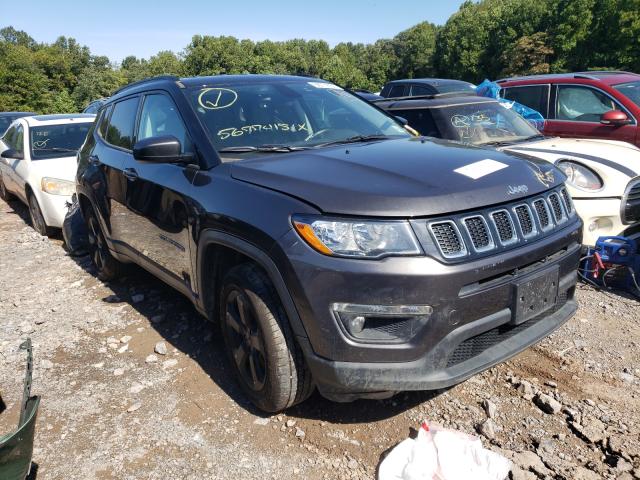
left=377, top=95, right=640, bottom=245
left=498, top=71, right=640, bottom=147
left=380, top=78, right=476, bottom=98
left=76, top=74, right=581, bottom=412
left=0, top=112, right=35, bottom=136
left=82, top=98, right=108, bottom=114
left=0, top=114, right=95, bottom=235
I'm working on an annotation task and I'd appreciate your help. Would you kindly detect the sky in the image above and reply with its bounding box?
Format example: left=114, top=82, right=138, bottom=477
left=5, top=0, right=466, bottom=62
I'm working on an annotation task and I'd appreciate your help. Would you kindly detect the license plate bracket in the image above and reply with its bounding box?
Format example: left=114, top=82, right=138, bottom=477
left=512, top=265, right=559, bottom=325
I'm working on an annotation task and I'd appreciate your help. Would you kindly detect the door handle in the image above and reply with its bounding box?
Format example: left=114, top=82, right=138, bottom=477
left=89, top=155, right=100, bottom=166
left=123, top=168, right=138, bottom=181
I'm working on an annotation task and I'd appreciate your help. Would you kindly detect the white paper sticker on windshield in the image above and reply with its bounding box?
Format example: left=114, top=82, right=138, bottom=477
left=454, top=159, right=508, bottom=180
left=308, top=82, right=343, bottom=90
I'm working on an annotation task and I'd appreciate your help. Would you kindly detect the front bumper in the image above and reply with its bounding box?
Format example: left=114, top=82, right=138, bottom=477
left=573, top=198, right=628, bottom=246
left=38, top=191, right=71, bottom=228
left=278, top=220, right=582, bottom=401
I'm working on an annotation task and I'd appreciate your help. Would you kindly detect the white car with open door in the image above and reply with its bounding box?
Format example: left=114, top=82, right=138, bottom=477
left=0, top=114, right=95, bottom=236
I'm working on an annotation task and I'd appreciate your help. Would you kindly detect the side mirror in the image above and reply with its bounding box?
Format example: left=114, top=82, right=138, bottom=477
left=133, top=136, right=184, bottom=163
left=600, top=110, right=631, bottom=126
left=395, top=116, right=409, bottom=126
left=1, top=148, right=24, bottom=160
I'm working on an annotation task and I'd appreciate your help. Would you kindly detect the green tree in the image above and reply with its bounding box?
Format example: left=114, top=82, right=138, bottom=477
left=393, top=22, right=438, bottom=79
left=500, top=32, right=554, bottom=77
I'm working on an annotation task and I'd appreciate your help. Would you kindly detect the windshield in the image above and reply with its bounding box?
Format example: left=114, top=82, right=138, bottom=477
left=613, top=81, right=640, bottom=108
left=428, top=101, right=541, bottom=145
left=30, top=123, right=92, bottom=160
left=186, top=80, right=409, bottom=153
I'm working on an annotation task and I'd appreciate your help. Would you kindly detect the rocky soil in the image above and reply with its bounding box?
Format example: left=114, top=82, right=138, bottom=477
left=0, top=196, right=639, bottom=480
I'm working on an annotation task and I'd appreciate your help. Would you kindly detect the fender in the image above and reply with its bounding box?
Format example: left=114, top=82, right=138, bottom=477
left=196, top=229, right=309, bottom=339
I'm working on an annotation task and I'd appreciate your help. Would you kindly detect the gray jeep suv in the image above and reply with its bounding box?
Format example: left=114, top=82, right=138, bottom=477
left=76, top=75, right=582, bottom=411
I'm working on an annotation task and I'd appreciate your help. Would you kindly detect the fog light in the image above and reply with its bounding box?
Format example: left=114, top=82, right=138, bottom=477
left=588, top=221, right=598, bottom=232
left=331, top=303, right=433, bottom=343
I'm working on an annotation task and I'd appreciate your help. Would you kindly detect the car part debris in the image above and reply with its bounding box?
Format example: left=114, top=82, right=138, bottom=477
left=579, top=236, right=640, bottom=297
left=0, top=339, right=41, bottom=480
left=62, top=193, right=89, bottom=256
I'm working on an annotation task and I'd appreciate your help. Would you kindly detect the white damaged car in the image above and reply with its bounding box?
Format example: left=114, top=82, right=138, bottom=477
left=0, top=114, right=95, bottom=236
left=378, top=96, right=640, bottom=245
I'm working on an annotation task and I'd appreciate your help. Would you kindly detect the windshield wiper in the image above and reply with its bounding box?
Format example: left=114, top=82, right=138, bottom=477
left=218, top=145, right=309, bottom=154
left=520, top=134, right=546, bottom=142
left=314, top=134, right=392, bottom=148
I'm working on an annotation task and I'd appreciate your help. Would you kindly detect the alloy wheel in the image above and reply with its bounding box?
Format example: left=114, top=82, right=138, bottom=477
left=224, top=289, right=267, bottom=392
left=86, top=212, right=107, bottom=271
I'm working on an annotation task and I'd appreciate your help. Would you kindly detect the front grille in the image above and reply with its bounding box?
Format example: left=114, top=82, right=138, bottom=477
left=463, top=216, right=492, bottom=251
left=424, top=186, right=576, bottom=262
left=623, top=180, right=640, bottom=224
left=514, top=205, right=534, bottom=236
left=491, top=210, right=516, bottom=244
left=560, top=188, right=574, bottom=215
left=429, top=221, right=466, bottom=257
left=533, top=199, right=551, bottom=229
left=548, top=193, right=565, bottom=223
left=446, top=291, right=569, bottom=367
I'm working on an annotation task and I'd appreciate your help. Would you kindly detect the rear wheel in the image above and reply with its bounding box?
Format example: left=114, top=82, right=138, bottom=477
left=84, top=204, right=124, bottom=281
left=219, top=263, right=313, bottom=412
left=0, top=175, right=12, bottom=201
left=27, top=193, right=54, bottom=237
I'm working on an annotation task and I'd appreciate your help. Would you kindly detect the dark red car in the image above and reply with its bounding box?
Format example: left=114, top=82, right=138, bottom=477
left=497, top=71, right=640, bottom=147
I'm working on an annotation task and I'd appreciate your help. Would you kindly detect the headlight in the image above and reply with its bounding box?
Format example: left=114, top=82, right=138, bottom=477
left=556, top=160, right=603, bottom=190
left=293, top=215, right=422, bottom=258
left=41, top=177, right=75, bottom=196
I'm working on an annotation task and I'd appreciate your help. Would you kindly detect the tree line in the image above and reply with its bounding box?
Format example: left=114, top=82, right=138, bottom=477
left=1, top=0, right=638, bottom=113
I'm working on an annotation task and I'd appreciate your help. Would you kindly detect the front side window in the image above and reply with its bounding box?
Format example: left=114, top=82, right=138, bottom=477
left=13, top=125, right=24, bottom=154
left=427, top=101, right=540, bottom=145
left=185, top=81, right=408, bottom=154
left=30, top=123, right=92, bottom=160
left=137, top=94, right=191, bottom=153
left=556, top=85, right=620, bottom=122
left=1, top=125, right=18, bottom=149
left=613, top=81, right=640, bottom=108
left=393, top=109, right=441, bottom=138
left=502, top=85, right=549, bottom=117
left=0, top=116, right=19, bottom=136
left=105, top=97, right=140, bottom=150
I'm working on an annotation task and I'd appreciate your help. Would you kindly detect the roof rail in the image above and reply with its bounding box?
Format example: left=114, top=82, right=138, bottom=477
left=113, top=75, right=180, bottom=95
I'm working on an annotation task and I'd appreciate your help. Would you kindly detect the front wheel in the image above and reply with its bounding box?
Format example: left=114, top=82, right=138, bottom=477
left=27, top=193, right=54, bottom=237
left=219, top=263, right=313, bottom=412
left=84, top=204, right=124, bottom=281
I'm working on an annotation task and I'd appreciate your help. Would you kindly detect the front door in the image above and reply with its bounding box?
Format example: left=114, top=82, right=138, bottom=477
left=546, top=84, right=637, bottom=144
left=120, top=92, right=196, bottom=287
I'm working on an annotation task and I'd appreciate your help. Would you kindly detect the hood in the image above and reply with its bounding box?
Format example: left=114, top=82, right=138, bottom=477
left=230, top=137, right=563, bottom=217
left=504, top=137, right=640, bottom=198
left=28, top=155, right=78, bottom=183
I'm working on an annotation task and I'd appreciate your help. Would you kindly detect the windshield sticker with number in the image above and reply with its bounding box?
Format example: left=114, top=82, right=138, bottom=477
left=217, top=123, right=309, bottom=140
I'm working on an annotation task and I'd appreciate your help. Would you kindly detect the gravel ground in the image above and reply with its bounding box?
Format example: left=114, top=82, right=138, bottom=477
left=0, top=196, right=639, bottom=480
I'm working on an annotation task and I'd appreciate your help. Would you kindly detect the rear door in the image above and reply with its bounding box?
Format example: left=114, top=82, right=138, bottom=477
left=0, top=124, right=19, bottom=195
left=120, top=91, right=196, bottom=289
left=3, top=123, right=27, bottom=202
left=95, top=96, right=141, bottom=248
left=547, top=84, right=637, bottom=144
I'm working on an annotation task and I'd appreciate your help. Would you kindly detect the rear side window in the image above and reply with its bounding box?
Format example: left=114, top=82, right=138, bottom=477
left=97, top=105, right=112, bottom=139
left=502, top=85, right=549, bottom=117
left=410, top=85, right=433, bottom=96
left=104, top=97, right=139, bottom=150
left=556, top=85, right=620, bottom=122
left=393, top=109, right=440, bottom=137
left=388, top=85, right=407, bottom=98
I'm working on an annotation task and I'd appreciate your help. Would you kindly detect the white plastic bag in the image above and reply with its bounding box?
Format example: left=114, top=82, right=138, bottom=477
left=378, top=422, right=511, bottom=480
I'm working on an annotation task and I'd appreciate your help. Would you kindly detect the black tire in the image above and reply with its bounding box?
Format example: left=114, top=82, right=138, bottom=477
left=83, top=204, right=124, bottom=281
left=219, top=263, right=314, bottom=412
left=27, top=192, right=55, bottom=237
left=0, top=175, right=12, bottom=201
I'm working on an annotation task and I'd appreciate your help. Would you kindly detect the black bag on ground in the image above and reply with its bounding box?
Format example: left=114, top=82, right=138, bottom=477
left=62, top=194, right=89, bottom=256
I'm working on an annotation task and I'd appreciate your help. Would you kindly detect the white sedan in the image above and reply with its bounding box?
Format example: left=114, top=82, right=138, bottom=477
left=0, top=114, right=95, bottom=236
